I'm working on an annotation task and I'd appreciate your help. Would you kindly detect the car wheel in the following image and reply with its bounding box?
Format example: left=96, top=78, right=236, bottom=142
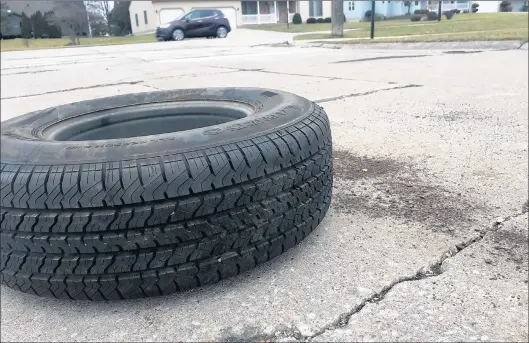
left=216, top=26, right=228, bottom=38
left=172, top=28, right=184, bottom=41
left=0, top=88, right=333, bottom=300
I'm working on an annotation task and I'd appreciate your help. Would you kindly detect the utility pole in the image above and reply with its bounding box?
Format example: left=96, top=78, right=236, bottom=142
left=286, top=0, right=289, bottom=29
left=370, top=1, right=375, bottom=39
left=438, top=0, right=442, bottom=21
left=331, top=0, right=344, bottom=37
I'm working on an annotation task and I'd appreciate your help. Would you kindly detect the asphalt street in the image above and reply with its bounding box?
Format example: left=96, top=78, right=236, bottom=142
left=1, top=29, right=528, bottom=342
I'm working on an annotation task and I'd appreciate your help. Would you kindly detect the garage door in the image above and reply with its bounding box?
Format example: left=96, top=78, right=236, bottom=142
left=192, top=7, right=237, bottom=29
left=159, top=8, right=184, bottom=25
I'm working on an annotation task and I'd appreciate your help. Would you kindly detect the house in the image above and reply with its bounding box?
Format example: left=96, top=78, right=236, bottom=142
left=128, top=1, right=330, bottom=34
left=343, top=1, right=474, bottom=21
left=129, top=1, right=241, bottom=34
left=473, top=0, right=528, bottom=12
left=0, top=11, right=22, bottom=38
left=3, top=0, right=90, bottom=36
left=128, top=0, right=527, bottom=35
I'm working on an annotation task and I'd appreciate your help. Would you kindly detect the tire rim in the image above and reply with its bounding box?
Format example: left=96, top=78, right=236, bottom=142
left=172, top=29, right=184, bottom=41
left=217, top=27, right=227, bottom=38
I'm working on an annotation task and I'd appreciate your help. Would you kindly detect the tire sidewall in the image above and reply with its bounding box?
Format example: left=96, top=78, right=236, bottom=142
left=1, top=88, right=313, bottom=164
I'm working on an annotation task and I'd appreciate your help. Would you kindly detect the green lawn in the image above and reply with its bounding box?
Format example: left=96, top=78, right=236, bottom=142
left=293, top=13, right=528, bottom=41
left=335, top=29, right=529, bottom=44
left=0, top=34, right=158, bottom=52
left=242, top=18, right=429, bottom=33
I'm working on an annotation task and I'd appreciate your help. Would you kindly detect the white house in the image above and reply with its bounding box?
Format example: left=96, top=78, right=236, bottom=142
left=129, top=0, right=305, bottom=34
left=473, top=0, right=528, bottom=12
left=129, top=0, right=527, bottom=35
left=129, top=1, right=242, bottom=34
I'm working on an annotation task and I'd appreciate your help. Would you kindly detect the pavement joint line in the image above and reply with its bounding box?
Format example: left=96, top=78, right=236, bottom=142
left=332, top=54, right=430, bottom=64
left=203, top=65, right=394, bottom=84
left=314, top=84, right=423, bottom=104
left=0, top=81, right=143, bottom=100
left=1, top=69, right=59, bottom=76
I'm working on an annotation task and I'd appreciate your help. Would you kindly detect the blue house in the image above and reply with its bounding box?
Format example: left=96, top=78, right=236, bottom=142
left=344, top=1, right=471, bottom=21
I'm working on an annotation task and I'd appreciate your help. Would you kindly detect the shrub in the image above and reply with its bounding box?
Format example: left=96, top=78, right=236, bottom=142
left=426, top=11, right=439, bottom=20
left=324, top=17, right=331, bottom=23
left=472, top=7, right=479, bottom=12
left=386, top=14, right=412, bottom=21
left=410, top=14, right=422, bottom=21
left=500, top=1, right=512, bottom=12
left=364, top=10, right=385, bottom=20
left=414, top=9, right=430, bottom=15
left=306, top=17, right=316, bottom=24
left=444, top=11, right=454, bottom=19
left=471, top=3, right=479, bottom=8
left=463, top=9, right=469, bottom=13
left=454, top=9, right=461, bottom=14
left=316, top=18, right=325, bottom=23
left=292, top=13, right=302, bottom=24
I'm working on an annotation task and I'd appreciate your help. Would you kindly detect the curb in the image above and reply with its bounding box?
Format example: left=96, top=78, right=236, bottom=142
left=297, top=40, right=528, bottom=50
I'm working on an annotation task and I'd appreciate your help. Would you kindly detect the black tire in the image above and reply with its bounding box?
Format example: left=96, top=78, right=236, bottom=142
left=0, top=88, right=333, bottom=300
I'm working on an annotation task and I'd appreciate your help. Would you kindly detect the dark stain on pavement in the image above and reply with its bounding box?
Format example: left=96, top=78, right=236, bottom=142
left=219, top=325, right=293, bottom=343
left=332, top=148, right=479, bottom=231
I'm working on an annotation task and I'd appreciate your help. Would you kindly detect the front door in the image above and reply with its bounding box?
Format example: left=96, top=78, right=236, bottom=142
left=277, top=2, right=288, bottom=23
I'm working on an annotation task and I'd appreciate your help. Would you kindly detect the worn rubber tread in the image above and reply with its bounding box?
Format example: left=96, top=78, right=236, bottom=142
left=0, top=107, right=330, bottom=210
left=1, top=187, right=331, bottom=300
left=0, top=90, right=333, bottom=300
left=1, top=164, right=330, bottom=257
left=1, top=167, right=330, bottom=273
left=0, top=146, right=331, bottom=234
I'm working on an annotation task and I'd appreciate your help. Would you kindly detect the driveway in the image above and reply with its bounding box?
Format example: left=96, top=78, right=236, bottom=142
left=1, top=35, right=527, bottom=342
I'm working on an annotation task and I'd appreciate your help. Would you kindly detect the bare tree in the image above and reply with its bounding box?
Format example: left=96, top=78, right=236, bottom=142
left=331, top=0, right=344, bottom=37
left=85, top=1, right=110, bottom=33
left=48, top=1, right=88, bottom=45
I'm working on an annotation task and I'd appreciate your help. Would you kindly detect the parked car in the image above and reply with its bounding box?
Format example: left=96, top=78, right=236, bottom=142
left=156, top=9, right=231, bottom=41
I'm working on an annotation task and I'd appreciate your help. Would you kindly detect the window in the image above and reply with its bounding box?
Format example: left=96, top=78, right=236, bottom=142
left=135, top=13, right=139, bottom=27
left=348, top=1, right=355, bottom=11
left=143, top=10, right=148, bottom=25
left=183, top=10, right=201, bottom=20
left=200, top=10, right=216, bottom=18
left=242, top=1, right=258, bottom=15
left=309, top=0, right=323, bottom=16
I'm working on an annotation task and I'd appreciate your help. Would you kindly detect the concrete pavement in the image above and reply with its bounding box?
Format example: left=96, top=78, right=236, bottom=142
left=1, top=32, right=527, bottom=342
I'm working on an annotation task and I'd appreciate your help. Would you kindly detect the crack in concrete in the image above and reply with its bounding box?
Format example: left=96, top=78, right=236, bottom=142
left=0, top=57, right=116, bottom=71
left=1, top=69, right=58, bottom=76
left=224, top=204, right=529, bottom=343
left=220, top=229, right=489, bottom=343
left=300, top=233, right=487, bottom=342
left=1, top=81, right=143, bottom=100
left=332, top=54, right=429, bottom=64
left=493, top=203, right=529, bottom=228
left=314, top=84, right=423, bottom=104
left=300, top=206, right=529, bottom=342
left=204, top=66, right=393, bottom=84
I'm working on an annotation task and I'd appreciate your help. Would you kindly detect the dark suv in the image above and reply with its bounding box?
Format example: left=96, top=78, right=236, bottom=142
left=156, top=9, right=231, bottom=41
